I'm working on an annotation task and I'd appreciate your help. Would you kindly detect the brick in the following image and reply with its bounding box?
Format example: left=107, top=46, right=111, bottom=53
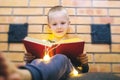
left=45, top=8, right=76, bottom=15
left=30, top=0, right=59, bottom=6
left=89, top=64, right=111, bottom=72
left=68, top=25, right=76, bottom=33
left=0, top=25, right=9, bottom=32
left=62, top=0, right=91, bottom=7
left=28, top=16, right=47, bottom=24
left=112, top=35, right=120, bottom=43
left=93, top=1, right=108, bottom=7
left=66, top=8, right=76, bottom=15
left=94, top=54, right=120, bottom=62
left=112, top=44, right=120, bottom=52
left=85, top=44, right=110, bottom=52
left=77, top=34, right=91, bottom=43
left=70, top=16, right=91, bottom=24
left=76, top=25, right=91, bottom=33
left=12, top=17, right=27, bottom=23
left=93, top=1, right=120, bottom=8
left=0, top=16, right=27, bottom=24
left=13, top=8, right=43, bottom=15
left=108, top=1, right=120, bottom=8
left=0, top=16, right=12, bottom=24
left=0, top=43, right=8, bottom=51
left=0, top=8, right=12, bottom=15
left=93, top=17, right=114, bottom=24
left=3, top=53, right=24, bottom=62
left=87, top=54, right=93, bottom=62
left=9, top=43, right=25, bottom=51
left=112, top=64, right=120, bottom=72
left=44, top=8, right=50, bottom=15
left=43, top=25, right=51, bottom=33
left=0, top=34, right=8, bottom=41
left=0, top=0, right=28, bottom=7
left=112, top=17, right=120, bottom=25
left=77, top=8, right=107, bottom=16
left=65, top=34, right=91, bottom=43
left=111, top=26, right=120, bottom=34
left=109, top=9, right=120, bottom=16
left=28, top=25, right=42, bottom=33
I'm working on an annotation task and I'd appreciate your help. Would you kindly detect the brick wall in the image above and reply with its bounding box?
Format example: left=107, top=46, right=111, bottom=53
left=0, top=0, right=120, bottom=75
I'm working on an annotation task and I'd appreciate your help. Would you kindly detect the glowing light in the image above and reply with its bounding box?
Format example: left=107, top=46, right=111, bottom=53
left=42, top=40, right=47, bottom=42
left=69, top=67, right=79, bottom=77
left=73, top=68, right=78, bottom=76
left=43, top=54, right=50, bottom=61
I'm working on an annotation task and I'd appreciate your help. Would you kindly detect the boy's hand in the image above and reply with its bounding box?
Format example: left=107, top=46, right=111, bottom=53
left=76, top=52, right=89, bottom=73
left=77, top=52, right=88, bottom=65
left=24, top=53, right=36, bottom=63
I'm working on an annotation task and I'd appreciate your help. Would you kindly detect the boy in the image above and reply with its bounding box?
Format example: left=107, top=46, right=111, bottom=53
left=0, top=5, right=88, bottom=80
left=26, top=5, right=89, bottom=73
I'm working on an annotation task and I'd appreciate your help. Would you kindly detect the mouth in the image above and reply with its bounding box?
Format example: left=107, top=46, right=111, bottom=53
left=57, top=31, right=63, bottom=33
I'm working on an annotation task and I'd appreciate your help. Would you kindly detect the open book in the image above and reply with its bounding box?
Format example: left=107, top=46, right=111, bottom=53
left=23, top=37, right=85, bottom=61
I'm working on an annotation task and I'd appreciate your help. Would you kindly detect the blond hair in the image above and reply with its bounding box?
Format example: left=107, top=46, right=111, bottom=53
left=47, top=5, right=69, bottom=22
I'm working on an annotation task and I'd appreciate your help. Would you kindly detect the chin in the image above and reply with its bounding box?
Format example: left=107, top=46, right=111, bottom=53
left=55, top=34, right=65, bottom=38
left=53, top=32, right=66, bottom=38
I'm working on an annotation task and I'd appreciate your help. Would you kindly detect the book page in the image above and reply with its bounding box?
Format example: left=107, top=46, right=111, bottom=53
left=56, top=38, right=84, bottom=44
left=23, top=37, right=53, bottom=47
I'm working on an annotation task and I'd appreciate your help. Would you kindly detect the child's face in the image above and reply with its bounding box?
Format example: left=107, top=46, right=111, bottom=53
left=48, top=11, right=70, bottom=38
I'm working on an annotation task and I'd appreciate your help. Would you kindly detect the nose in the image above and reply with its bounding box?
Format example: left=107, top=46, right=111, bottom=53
left=58, top=24, right=61, bottom=29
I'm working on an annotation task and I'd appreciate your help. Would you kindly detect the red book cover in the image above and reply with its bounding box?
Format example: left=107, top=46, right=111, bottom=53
left=55, top=42, right=84, bottom=58
left=23, top=37, right=85, bottom=60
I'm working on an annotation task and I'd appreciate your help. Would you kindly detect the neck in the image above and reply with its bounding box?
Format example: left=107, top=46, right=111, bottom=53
left=52, top=35, right=68, bottom=42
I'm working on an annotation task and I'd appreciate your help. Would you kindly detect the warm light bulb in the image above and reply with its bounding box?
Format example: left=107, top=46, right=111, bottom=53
left=43, top=54, right=50, bottom=61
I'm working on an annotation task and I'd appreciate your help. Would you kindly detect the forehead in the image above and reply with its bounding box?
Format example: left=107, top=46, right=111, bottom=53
left=49, top=11, right=68, bottom=21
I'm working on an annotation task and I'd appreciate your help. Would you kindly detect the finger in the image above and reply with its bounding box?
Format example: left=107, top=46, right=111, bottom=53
left=25, top=53, right=32, bottom=56
left=24, top=56, right=36, bottom=61
left=24, top=58, right=33, bottom=61
left=79, top=54, right=86, bottom=57
left=25, top=55, right=36, bottom=58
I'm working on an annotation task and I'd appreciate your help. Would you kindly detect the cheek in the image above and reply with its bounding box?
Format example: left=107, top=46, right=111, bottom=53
left=50, top=27, right=57, bottom=32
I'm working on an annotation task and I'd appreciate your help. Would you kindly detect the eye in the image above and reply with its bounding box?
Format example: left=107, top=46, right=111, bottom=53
left=52, top=23, right=57, bottom=26
left=61, top=22, right=66, bottom=25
